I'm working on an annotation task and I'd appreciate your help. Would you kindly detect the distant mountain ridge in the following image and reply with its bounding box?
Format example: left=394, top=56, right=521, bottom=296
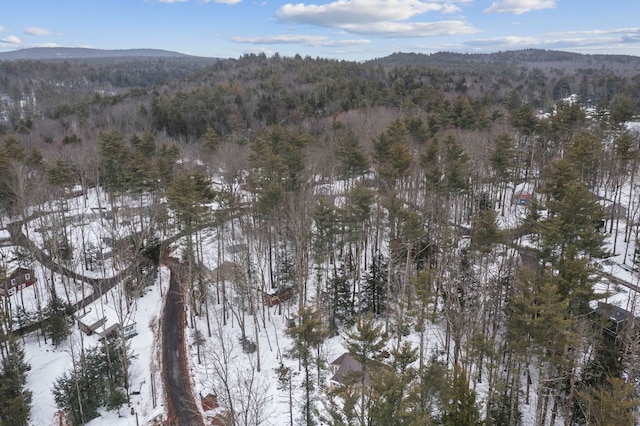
left=0, top=47, right=196, bottom=61
left=367, top=49, right=640, bottom=67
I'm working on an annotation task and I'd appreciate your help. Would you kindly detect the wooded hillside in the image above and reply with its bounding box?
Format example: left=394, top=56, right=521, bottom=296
left=1, top=49, right=640, bottom=425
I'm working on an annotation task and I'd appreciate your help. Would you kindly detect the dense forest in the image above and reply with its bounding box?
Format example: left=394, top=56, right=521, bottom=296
left=1, top=48, right=640, bottom=425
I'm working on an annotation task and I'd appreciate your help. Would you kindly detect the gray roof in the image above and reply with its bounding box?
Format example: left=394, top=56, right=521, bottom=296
left=596, top=302, right=634, bottom=324
left=330, top=353, right=362, bottom=385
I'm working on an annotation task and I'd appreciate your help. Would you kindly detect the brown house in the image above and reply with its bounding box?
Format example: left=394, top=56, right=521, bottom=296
left=1, top=267, right=36, bottom=297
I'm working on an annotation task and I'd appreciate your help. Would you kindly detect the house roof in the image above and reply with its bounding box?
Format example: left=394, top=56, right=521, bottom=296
left=77, top=302, right=135, bottom=336
left=330, top=353, right=362, bottom=385
left=4, top=266, right=33, bottom=280
left=596, top=302, right=634, bottom=324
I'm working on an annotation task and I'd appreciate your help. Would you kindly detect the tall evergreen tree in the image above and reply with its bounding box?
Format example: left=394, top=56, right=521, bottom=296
left=361, top=253, right=389, bottom=316
left=43, top=296, right=71, bottom=347
left=368, top=341, right=419, bottom=425
left=345, top=314, right=386, bottom=426
left=439, top=368, right=481, bottom=426
left=576, top=377, right=639, bottom=426
left=0, top=341, right=32, bottom=426
left=98, top=130, right=131, bottom=193
left=539, top=158, right=605, bottom=313
left=53, top=339, right=130, bottom=426
left=286, top=306, right=327, bottom=426
left=336, top=129, right=370, bottom=179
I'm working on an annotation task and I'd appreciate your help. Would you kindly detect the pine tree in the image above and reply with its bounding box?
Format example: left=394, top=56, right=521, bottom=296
left=361, top=253, right=389, bottom=316
left=443, top=134, right=470, bottom=194
left=373, top=119, right=413, bottom=188
left=345, top=314, right=386, bottom=426
left=43, top=296, right=71, bottom=347
left=53, top=339, right=130, bottom=425
left=326, top=271, right=354, bottom=331
left=539, top=157, right=605, bottom=313
left=565, top=129, right=603, bottom=190
left=46, top=158, right=77, bottom=190
left=125, top=133, right=160, bottom=194
left=98, top=130, right=131, bottom=193
left=490, top=132, right=515, bottom=213
left=470, top=207, right=502, bottom=253
left=576, top=377, right=639, bottom=426
left=421, top=137, right=443, bottom=193
left=609, top=94, right=635, bottom=128
left=439, top=368, right=481, bottom=426
left=286, top=306, right=327, bottom=426
left=201, top=126, right=221, bottom=153
left=0, top=341, right=32, bottom=426
left=336, top=129, right=370, bottom=179
left=166, top=167, right=216, bottom=286
left=312, top=197, right=336, bottom=284
left=368, top=341, right=419, bottom=425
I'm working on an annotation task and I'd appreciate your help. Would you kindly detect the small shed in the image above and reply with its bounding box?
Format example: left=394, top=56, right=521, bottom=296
left=512, top=192, right=532, bottom=206
left=604, top=202, right=628, bottom=220
left=262, top=287, right=297, bottom=307
left=96, top=320, right=137, bottom=339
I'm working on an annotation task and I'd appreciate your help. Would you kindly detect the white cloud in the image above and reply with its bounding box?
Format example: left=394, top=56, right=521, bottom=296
left=276, top=0, right=478, bottom=38
left=343, top=20, right=479, bottom=37
left=0, top=35, right=21, bottom=45
left=0, top=26, right=6, bottom=32
left=465, top=35, right=540, bottom=47
left=230, top=34, right=370, bottom=47
left=463, top=27, right=640, bottom=52
left=24, top=26, right=53, bottom=36
left=278, top=0, right=460, bottom=26
left=550, top=27, right=640, bottom=37
left=155, top=0, right=188, bottom=3
left=485, top=0, right=555, bottom=15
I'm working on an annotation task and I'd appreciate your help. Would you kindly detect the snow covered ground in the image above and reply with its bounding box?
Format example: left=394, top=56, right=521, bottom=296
left=4, top=131, right=640, bottom=425
left=23, top=265, right=169, bottom=426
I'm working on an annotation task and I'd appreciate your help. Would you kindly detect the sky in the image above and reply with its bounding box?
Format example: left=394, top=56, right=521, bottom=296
left=1, top=0, right=640, bottom=61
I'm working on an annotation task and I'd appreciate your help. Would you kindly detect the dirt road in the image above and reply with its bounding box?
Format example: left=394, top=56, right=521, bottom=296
left=162, top=258, right=203, bottom=426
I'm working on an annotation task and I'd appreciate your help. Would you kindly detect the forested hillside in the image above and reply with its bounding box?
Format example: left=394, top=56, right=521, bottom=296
left=1, top=49, right=640, bottom=425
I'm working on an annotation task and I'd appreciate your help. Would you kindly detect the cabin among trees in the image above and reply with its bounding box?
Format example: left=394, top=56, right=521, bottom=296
left=0, top=267, right=35, bottom=297
left=594, top=302, right=638, bottom=339
left=329, top=353, right=362, bottom=389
